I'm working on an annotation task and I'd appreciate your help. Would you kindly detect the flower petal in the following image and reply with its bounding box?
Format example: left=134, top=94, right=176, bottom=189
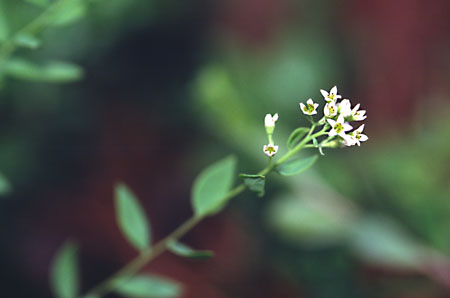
left=330, top=86, right=337, bottom=95
left=327, top=119, right=336, bottom=126
left=343, top=123, right=353, bottom=131
left=356, top=124, right=365, bottom=133
left=359, top=134, right=368, bottom=142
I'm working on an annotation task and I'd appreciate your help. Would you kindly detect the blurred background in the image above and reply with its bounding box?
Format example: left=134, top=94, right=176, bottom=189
left=1, top=0, right=450, bottom=297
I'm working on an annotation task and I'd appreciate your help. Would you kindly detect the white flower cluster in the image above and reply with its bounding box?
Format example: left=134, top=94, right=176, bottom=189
left=299, top=86, right=368, bottom=146
left=262, top=86, right=368, bottom=158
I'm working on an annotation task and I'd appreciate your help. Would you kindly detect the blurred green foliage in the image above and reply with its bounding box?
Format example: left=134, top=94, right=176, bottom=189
left=0, top=0, right=449, bottom=297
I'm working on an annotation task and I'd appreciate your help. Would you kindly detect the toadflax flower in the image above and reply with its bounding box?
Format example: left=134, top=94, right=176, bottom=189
left=299, top=98, right=319, bottom=115
left=324, top=101, right=338, bottom=117
left=320, top=86, right=342, bottom=102
left=327, top=114, right=352, bottom=138
left=349, top=124, right=368, bottom=146
left=264, top=113, right=278, bottom=135
left=263, top=144, right=278, bottom=157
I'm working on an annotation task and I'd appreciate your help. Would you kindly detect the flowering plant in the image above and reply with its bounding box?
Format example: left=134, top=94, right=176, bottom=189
left=50, top=86, right=368, bottom=298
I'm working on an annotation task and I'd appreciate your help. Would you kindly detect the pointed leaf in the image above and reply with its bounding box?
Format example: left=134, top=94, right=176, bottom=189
left=14, top=33, right=41, bottom=49
left=287, top=127, right=309, bottom=149
left=276, top=155, right=318, bottom=176
left=312, top=137, right=319, bottom=147
left=115, top=183, right=151, bottom=251
left=191, top=156, right=236, bottom=217
left=168, top=241, right=213, bottom=260
left=50, top=241, right=79, bottom=298
left=116, top=275, right=182, bottom=298
left=49, top=0, right=86, bottom=26
left=4, top=59, right=83, bottom=82
left=239, top=174, right=265, bottom=197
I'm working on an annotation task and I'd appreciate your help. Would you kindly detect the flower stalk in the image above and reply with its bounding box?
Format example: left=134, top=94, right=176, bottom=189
left=81, top=85, right=368, bottom=298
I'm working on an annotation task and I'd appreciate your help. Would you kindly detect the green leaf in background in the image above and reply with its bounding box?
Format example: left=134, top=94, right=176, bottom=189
left=265, top=196, right=352, bottom=247
left=50, top=241, right=79, bottom=298
left=25, top=0, right=50, bottom=7
left=287, top=127, right=309, bottom=149
left=349, top=215, right=424, bottom=270
left=4, top=59, right=83, bottom=82
left=0, top=172, right=11, bottom=195
left=191, top=156, right=236, bottom=217
left=13, top=33, right=41, bottom=49
left=167, top=241, right=213, bottom=260
left=0, top=1, right=9, bottom=41
left=117, top=275, right=182, bottom=298
left=49, top=0, right=86, bottom=26
left=239, top=173, right=265, bottom=197
left=115, top=183, right=151, bottom=252
left=276, top=155, right=318, bottom=176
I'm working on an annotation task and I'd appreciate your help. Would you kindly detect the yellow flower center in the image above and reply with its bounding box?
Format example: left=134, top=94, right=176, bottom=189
left=334, top=123, right=343, bottom=134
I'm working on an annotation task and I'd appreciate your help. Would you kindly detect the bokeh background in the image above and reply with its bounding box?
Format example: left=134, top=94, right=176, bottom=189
left=1, top=0, right=450, bottom=297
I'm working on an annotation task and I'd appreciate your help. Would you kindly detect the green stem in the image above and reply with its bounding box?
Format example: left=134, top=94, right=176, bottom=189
left=0, top=0, right=66, bottom=70
left=82, top=123, right=329, bottom=298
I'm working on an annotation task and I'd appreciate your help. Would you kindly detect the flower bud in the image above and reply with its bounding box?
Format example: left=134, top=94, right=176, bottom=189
left=264, top=113, right=278, bottom=135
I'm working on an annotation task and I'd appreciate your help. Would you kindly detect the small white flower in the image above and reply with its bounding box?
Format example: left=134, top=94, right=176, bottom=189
left=263, top=144, right=279, bottom=157
left=350, top=104, right=367, bottom=121
left=265, top=113, right=278, bottom=128
left=299, top=98, right=319, bottom=115
left=350, top=124, right=368, bottom=146
left=320, top=86, right=342, bottom=102
left=323, top=101, right=337, bottom=117
left=338, top=99, right=352, bottom=117
left=342, top=134, right=358, bottom=147
left=264, top=113, right=278, bottom=135
left=327, top=114, right=353, bottom=138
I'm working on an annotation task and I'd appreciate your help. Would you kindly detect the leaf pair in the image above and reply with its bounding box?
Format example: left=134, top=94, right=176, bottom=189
left=50, top=243, right=181, bottom=298
left=115, top=184, right=212, bottom=259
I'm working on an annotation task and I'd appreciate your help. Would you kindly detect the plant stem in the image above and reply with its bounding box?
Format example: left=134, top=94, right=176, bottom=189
left=82, top=124, right=328, bottom=298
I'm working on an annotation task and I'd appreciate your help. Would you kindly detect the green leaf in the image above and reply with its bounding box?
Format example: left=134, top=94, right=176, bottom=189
left=0, top=1, right=9, bottom=41
left=115, top=183, right=151, bottom=252
left=49, top=0, right=86, bottom=26
left=276, top=155, right=318, bottom=176
left=117, top=275, right=182, bottom=298
left=25, top=0, right=50, bottom=7
left=167, top=241, right=213, bottom=260
left=349, top=215, right=423, bottom=270
left=50, top=241, right=79, bottom=298
left=13, top=33, right=41, bottom=49
left=287, top=127, right=309, bottom=149
left=312, top=137, right=318, bottom=147
left=0, top=172, right=11, bottom=195
left=4, top=59, right=83, bottom=82
left=318, top=146, right=325, bottom=156
left=191, top=156, right=237, bottom=217
left=239, top=174, right=265, bottom=197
